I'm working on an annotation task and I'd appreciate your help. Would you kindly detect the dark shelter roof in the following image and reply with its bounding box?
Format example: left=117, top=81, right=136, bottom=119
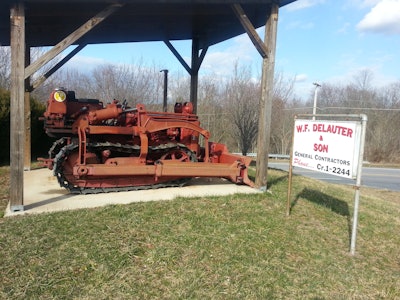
left=0, top=0, right=296, bottom=48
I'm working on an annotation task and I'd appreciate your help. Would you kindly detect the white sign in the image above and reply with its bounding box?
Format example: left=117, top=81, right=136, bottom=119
left=292, top=119, right=361, bottom=179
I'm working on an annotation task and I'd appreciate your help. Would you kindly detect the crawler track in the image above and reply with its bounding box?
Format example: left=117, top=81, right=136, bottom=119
left=53, top=142, right=195, bottom=194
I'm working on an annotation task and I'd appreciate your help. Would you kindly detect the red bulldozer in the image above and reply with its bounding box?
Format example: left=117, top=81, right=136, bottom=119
left=39, top=88, right=254, bottom=194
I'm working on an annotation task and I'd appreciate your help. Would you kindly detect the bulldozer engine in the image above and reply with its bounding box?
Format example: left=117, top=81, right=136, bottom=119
left=39, top=88, right=254, bottom=193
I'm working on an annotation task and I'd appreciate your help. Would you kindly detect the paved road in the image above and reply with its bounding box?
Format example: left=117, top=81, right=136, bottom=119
left=268, top=162, right=400, bottom=191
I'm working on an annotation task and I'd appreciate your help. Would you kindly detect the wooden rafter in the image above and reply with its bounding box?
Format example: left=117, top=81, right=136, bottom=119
left=24, top=3, right=123, bottom=79
left=31, top=44, right=87, bottom=90
left=231, top=3, right=269, bottom=59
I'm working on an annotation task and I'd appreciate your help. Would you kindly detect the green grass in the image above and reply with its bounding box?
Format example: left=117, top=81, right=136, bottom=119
left=1, top=168, right=399, bottom=299
left=0, top=166, right=9, bottom=218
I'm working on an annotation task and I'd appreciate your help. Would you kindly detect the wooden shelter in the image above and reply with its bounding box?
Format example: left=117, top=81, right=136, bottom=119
left=0, top=0, right=297, bottom=211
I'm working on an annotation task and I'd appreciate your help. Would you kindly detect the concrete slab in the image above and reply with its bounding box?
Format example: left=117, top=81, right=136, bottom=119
left=5, top=168, right=260, bottom=217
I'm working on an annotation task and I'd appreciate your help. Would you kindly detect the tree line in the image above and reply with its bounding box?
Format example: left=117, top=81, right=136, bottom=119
left=0, top=47, right=399, bottom=163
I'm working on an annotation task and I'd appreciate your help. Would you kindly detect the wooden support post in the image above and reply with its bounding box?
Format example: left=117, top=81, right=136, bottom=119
left=190, top=38, right=200, bottom=114
left=24, top=46, right=31, bottom=171
left=232, top=2, right=279, bottom=189
left=10, top=3, right=25, bottom=211
left=255, top=3, right=279, bottom=190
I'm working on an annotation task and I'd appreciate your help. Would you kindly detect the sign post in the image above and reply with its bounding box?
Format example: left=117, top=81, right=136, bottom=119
left=287, top=114, right=367, bottom=255
left=350, top=114, right=368, bottom=255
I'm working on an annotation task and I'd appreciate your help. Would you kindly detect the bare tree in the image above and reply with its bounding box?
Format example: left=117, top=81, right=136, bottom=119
left=169, top=70, right=191, bottom=104
left=196, top=73, right=228, bottom=144
left=379, top=81, right=400, bottom=108
left=269, top=72, right=296, bottom=154
left=0, top=47, right=10, bottom=89
left=0, top=47, right=48, bottom=90
left=30, top=64, right=96, bottom=102
left=223, top=63, right=260, bottom=155
left=352, top=68, right=374, bottom=91
left=89, top=61, right=162, bottom=105
left=33, top=59, right=164, bottom=106
left=366, top=81, right=400, bottom=162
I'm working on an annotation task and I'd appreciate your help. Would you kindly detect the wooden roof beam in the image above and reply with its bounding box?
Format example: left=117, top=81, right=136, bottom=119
left=164, top=40, right=191, bottom=74
left=24, top=3, right=123, bottom=79
left=231, top=3, right=269, bottom=59
left=31, top=44, right=87, bottom=91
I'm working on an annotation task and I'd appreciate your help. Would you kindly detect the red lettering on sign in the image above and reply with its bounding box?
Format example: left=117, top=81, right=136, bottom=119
left=312, top=123, right=353, bottom=138
left=313, top=143, right=329, bottom=153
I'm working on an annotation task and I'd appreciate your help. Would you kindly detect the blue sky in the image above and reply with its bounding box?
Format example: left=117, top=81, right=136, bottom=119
left=66, top=0, right=400, bottom=100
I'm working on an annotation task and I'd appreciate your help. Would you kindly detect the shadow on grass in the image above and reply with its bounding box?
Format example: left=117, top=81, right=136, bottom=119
left=247, top=168, right=288, bottom=190
left=293, top=188, right=350, bottom=216
left=267, top=167, right=289, bottom=189
left=268, top=175, right=288, bottom=189
left=291, top=187, right=352, bottom=243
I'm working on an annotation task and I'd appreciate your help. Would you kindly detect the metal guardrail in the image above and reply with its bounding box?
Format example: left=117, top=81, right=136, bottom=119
left=234, top=153, right=290, bottom=159
left=269, top=154, right=290, bottom=159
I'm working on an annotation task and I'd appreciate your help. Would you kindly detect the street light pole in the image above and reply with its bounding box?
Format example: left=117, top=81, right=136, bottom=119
left=312, top=82, right=321, bottom=120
